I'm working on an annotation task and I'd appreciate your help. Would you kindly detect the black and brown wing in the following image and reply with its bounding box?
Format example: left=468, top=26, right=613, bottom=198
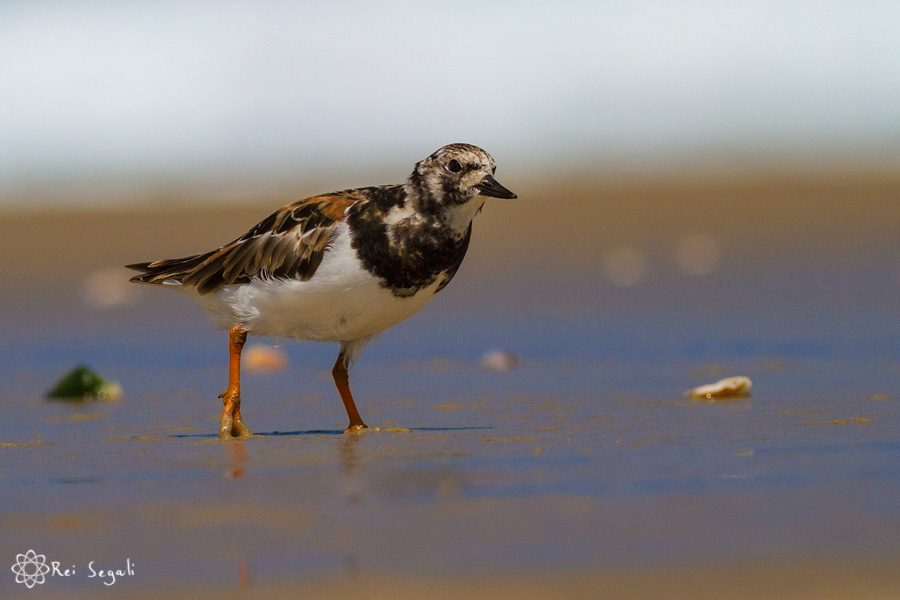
left=126, top=194, right=359, bottom=295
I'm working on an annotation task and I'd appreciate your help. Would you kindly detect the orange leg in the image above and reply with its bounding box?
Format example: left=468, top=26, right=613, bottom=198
left=218, top=325, right=252, bottom=440
left=332, top=352, right=367, bottom=434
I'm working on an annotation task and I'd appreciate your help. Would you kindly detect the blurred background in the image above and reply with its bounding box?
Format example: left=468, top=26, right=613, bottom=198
left=2, top=2, right=900, bottom=596
left=2, top=0, right=899, bottom=206
left=3, top=0, right=900, bottom=366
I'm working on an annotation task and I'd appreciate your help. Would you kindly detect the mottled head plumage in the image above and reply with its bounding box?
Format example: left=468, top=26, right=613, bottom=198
left=408, top=143, right=516, bottom=206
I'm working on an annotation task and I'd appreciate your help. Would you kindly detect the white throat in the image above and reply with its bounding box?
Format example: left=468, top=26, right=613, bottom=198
left=442, top=197, right=485, bottom=235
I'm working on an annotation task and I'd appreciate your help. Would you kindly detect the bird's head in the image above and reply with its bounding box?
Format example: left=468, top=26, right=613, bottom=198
left=409, top=143, right=517, bottom=208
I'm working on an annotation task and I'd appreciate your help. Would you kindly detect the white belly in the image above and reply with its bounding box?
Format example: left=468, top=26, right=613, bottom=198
left=188, top=223, right=442, bottom=343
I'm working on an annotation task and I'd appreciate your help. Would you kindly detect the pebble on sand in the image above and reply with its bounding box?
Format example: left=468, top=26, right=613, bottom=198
left=480, top=351, right=518, bottom=372
left=685, top=376, right=752, bottom=401
left=244, top=344, right=289, bottom=374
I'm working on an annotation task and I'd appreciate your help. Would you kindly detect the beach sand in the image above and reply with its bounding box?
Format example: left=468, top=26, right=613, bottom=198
left=2, top=167, right=900, bottom=598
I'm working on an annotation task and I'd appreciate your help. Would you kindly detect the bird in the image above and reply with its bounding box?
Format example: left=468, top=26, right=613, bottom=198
left=127, top=143, right=517, bottom=439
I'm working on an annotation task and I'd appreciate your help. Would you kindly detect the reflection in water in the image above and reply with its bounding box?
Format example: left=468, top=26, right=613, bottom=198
left=224, top=440, right=248, bottom=479
left=340, top=434, right=362, bottom=474
left=238, top=560, right=251, bottom=589
left=340, top=435, right=363, bottom=504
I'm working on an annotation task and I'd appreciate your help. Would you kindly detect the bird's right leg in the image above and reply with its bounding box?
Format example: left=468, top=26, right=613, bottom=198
left=219, top=325, right=253, bottom=440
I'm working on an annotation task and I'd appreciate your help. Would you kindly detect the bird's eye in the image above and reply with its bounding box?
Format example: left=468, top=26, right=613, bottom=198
left=447, top=159, right=462, bottom=173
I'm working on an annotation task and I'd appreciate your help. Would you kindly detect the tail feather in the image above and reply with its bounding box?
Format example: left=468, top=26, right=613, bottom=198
left=126, top=253, right=210, bottom=287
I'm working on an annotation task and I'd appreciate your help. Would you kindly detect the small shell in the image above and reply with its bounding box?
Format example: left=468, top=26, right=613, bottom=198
left=685, top=376, right=752, bottom=401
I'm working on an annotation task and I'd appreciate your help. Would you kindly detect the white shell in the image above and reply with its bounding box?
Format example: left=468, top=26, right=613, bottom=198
left=685, top=376, right=752, bottom=400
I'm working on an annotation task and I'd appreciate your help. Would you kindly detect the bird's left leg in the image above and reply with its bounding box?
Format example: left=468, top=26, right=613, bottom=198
left=218, top=325, right=253, bottom=440
left=332, top=351, right=367, bottom=434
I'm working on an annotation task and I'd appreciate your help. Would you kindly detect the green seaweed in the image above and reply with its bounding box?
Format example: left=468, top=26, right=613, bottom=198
left=46, top=365, right=121, bottom=401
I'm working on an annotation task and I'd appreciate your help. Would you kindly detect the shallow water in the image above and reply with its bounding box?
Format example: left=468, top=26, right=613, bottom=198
left=1, top=173, right=900, bottom=597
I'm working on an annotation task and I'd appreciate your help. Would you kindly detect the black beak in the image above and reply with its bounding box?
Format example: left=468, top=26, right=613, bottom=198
left=476, top=175, right=517, bottom=199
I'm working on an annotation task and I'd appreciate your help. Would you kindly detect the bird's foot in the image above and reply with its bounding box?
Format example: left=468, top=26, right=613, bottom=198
left=232, top=415, right=252, bottom=438
left=218, top=416, right=253, bottom=440
left=218, top=392, right=253, bottom=440
left=343, top=423, right=368, bottom=434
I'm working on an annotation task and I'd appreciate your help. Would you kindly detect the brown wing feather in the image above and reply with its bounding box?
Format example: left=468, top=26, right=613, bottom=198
left=126, top=194, right=358, bottom=295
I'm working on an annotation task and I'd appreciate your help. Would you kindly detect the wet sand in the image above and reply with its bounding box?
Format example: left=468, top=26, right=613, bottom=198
left=20, top=562, right=900, bottom=600
left=2, top=167, right=900, bottom=598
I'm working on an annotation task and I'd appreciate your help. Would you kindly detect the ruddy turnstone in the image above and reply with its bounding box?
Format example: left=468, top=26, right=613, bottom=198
left=127, top=143, right=516, bottom=439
